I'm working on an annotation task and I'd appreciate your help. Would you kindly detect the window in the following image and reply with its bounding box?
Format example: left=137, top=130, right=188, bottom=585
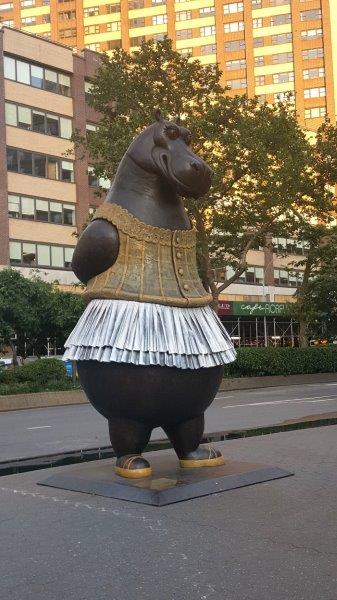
left=6, top=148, right=74, bottom=182
left=130, top=35, right=145, bottom=45
left=270, top=13, right=291, bottom=25
left=301, top=28, right=322, bottom=40
left=304, top=106, right=326, bottom=119
left=8, top=195, right=75, bottom=225
left=302, top=47, right=324, bottom=60
left=236, top=266, right=264, bottom=285
left=304, top=87, right=326, bottom=98
left=152, top=0, right=166, bottom=3
left=252, top=18, right=262, bottom=28
left=5, top=102, right=72, bottom=139
left=254, top=56, right=264, bottom=66
left=253, top=37, right=264, bottom=47
left=226, top=59, right=246, bottom=70
left=128, top=0, right=143, bottom=6
left=272, top=33, right=292, bottom=44
left=199, top=6, right=214, bottom=16
left=252, top=0, right=261, bottom=7
left=1, top=19, right=14, bottom=26
left=300, top=9, right=322, bottom=21
left=273, top=71, right=294, bottom=84
left=272, top=52, right=293, bottom=64
left=273, top=268, right=303, bottom=287
left=200, top=44, right=216, bottom=55
left=88, top=166, right=110, bottom=189
left=152, top=14, right=167, bottom=24
left=178, top=48, right=192, bottom=56
left=22, top=17, right=36, bottom=25
left=107, top=3, right=120, bottom=12
left=106, top=21, right=121, bottom=31
left=129, top=17, right=145, bottom=27
left=200, top=25, right=215, bottom=36
left=176, top=29, right=192, bottom=39
left=21, top=0, right=35, bottom=6
left=176, top=10, right=191, bottom=21
left=9, top=241, right=74, bottom=269
left=224, top=21, right=244, bottom=33
left=107, top=39, right=122, bottom=49
left=225, top=39, right=245, bottom=51
left=85, top=25, right=100, bottom=34
left=270, top=0, right=289, bottom=5
left=257, top=94, right=266, bottom=104
left=84, top=6, right=99, bottom=16
left=255, top=75, right=265, bottom=85
left=272, top=238, right=309, bottom=256
left=223, top=2, right=243, bottom=14
left=86, top=123, right=99, bottom=133
left=0, top=2, right=13, bottom=10
left=227, top=78, right=247, bottom=89
left=59, top=28, right=76, bottom=38
left=274, top=91, right=293, bottom=102
left=303, top=67, right=325, bottom=79
left=42, top=14, right=50, bottom=22
left=3, top=56, right=71, bottom=96
left=59, top=10, right=75, bottom=19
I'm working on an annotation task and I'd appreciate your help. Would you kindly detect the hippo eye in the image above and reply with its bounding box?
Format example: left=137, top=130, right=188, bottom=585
left=165, top=126, right=180, bottom=140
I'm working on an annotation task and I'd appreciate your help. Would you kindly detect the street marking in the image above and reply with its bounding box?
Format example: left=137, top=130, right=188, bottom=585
left=216, top=395, right=234, bottom=400
left=222, top=395, right=337, bottom=409
left=27, top=426, right=52, bottom=430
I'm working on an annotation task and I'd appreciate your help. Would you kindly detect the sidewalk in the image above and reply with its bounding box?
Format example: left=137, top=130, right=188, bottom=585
left=1, top=426, right=336, bottom=600
left=1, top=372, right=337, bottom=411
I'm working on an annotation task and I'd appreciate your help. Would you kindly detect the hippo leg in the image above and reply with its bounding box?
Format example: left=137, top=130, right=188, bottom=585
left=163, top=414, right=225, bottom=469
left=108, top=417, right=153, bottom=479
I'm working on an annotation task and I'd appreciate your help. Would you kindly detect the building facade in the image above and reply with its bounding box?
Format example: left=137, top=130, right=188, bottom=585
left=0, top=0, right=336, bottom=128
left=0, top=26, right=105, bottom=289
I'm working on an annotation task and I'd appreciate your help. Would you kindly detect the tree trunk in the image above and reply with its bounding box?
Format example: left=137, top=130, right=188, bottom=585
left=299, top=318, right=309, bottom=348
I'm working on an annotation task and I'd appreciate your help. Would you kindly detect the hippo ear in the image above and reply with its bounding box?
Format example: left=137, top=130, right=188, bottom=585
left=174, top=115, right=181, bottom=125
left=154, top=109, right=164, bottom=122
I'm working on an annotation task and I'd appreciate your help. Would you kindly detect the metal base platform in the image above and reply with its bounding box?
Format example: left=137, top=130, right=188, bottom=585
left=38, top=447, right=293, bottom=506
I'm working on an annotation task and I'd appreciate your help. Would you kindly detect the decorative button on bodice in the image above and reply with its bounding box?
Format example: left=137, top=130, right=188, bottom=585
left=176, top=252, right=182, bottom=259
left=178, top=268, right=184, bottom=275
left=183, top=284, right=189, bottom=291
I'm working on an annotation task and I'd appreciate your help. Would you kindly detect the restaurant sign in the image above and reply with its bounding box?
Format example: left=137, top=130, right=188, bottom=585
left=218, top=301, right=290, bottom=317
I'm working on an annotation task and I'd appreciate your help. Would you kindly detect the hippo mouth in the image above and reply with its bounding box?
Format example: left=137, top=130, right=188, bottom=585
left=152, top=148, right=209, bottom=199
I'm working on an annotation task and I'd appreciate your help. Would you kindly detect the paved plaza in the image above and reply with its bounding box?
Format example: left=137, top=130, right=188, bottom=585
left=1, top=426, right=336, bottom=600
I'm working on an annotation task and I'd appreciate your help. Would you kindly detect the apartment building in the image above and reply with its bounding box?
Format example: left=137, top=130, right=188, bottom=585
left=0, top=0, right=336, bottom=127
left=0, top=26, right=105, bottom=289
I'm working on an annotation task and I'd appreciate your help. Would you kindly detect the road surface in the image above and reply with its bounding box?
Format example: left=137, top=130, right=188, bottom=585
left=1, top=381, right=337, bottom=462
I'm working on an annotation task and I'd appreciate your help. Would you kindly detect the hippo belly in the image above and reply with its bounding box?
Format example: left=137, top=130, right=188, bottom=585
left=77, top=360, right=223, bottom=427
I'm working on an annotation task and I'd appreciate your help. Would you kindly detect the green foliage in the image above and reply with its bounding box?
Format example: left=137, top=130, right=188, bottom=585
left=0, top=380, right=80, bottom=396
left=0, top=358, right=67, bottom=384
left=0, top=269, right=84, bottom=359
left=223, top=346, right=337, bottom=378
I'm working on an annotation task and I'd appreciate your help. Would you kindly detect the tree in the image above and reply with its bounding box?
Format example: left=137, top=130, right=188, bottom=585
left=78, top=39, right=337, bottom=326
left=0, top=269, right=84, bottom=363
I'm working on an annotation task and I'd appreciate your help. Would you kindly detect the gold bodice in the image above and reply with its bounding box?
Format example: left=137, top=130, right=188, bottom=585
left=84, top=203, right=212, bottom=307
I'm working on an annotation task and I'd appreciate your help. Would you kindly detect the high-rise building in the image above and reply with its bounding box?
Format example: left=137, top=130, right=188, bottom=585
left=0, top=25, right=106, bottom=290
left=0, top=0, right=336, bottom=127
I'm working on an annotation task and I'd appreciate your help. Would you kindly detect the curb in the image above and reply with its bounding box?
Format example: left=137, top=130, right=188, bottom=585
left=1, top=372, right=337, bottom=412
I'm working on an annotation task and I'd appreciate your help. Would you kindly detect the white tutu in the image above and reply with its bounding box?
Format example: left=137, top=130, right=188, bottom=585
left=63, top=299, right=236, bottom=369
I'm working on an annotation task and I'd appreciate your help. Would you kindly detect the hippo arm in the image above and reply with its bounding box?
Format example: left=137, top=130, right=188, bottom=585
left=71, top=219, right=120, bottom=285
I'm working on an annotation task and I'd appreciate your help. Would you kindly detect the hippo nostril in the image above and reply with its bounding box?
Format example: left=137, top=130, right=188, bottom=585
left=190, top=161, right=201, bottom=172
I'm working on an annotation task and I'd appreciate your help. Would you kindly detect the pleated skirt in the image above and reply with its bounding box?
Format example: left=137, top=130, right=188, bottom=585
left=63, top=299, right=236, bottom=370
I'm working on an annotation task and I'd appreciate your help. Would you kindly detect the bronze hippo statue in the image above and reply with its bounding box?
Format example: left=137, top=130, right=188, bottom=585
left=64, top=111, right=236, bottom=478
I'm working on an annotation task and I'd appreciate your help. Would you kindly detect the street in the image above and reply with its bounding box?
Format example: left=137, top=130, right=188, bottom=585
left=1, top=382, right=337, bottom=462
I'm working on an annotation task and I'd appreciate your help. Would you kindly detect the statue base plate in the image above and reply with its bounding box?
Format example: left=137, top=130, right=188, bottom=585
left=38, top=448, right=293, bottom=506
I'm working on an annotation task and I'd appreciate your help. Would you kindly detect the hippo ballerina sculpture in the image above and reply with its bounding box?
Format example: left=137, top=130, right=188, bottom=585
left=64, top=111, right=236, bottom=479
